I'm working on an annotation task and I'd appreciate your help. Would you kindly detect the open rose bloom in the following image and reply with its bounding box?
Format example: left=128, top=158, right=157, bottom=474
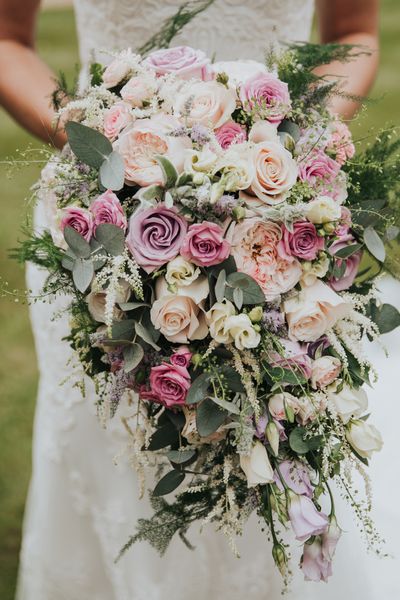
left=26, top=44, right=397, bottom=584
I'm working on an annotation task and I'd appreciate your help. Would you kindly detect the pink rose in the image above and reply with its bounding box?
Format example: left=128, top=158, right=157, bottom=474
left=329, top=233, right=362, bottom=291
left=141, top=362, right=191, bottom=408
left=299, top=150, right=340, bottom=185
left=278, top=221, right=325, bottom=261
left=144, top=46, right=211, bottom=80
left=120, top=75, right=157, bottom=108
left=102, top=57, right=131, bottom=88
left=327, top=120, right=355, bottom=166
left=170, top=346, right=192, bottom=368
left=239, top=71, right=291, bottom=123
left=250, top=141, right=298, bottom=205
left=126, top=205, right=188, bottom=273
left=311, top=356, right=341, bottom=389
left=61, top=207, right=93, bottom=241
left=215, top=121, right=247, bottom=149
left=231, top=218, right=302, bottom=301
left=181, top=221, right=231, bottom=267
left=114, top=114, right=191, bottom=186
left=173, top=80, right=236, bottom=129
left=90, top=190, right=127, bottom=232
left=103, top=101, right=131, bottom=141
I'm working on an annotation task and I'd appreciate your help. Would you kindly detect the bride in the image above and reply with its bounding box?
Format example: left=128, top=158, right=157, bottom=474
left=1, top=1, right=399, bottom=598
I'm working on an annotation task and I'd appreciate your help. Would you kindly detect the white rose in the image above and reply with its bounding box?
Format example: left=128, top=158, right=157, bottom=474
left=306, top=196, right=341, bottom=224
left=346, top=419, right=383, bottom=458
left=86, top=280, right=131, bottom=323
left=268, top=392, right=299, bottom=421
left=296, top=393, right=327, bottom=425
left=212, top=59, right=268, bottom=86
left=103, top=57, right=132, bottom=88
left=206, top=300, right=236, bottom=344
left=311, top=356, right=342, bottom=389
left=240, top=441, right=274, bottom=487
left=165, top=256, right=201, bottom=289
left=328, top=384, right=368, bottom=423
left=173, top=80, right=237, bottom=129
left=249, top=120, right=279, bottom=144
left=223, top=313, right=261, bottom=350
left=283, top=280, right=351, bottom=342
left=213, top=147, right=254, bottom=191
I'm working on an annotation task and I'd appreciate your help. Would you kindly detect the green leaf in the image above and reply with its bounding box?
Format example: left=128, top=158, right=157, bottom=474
left=278, top=119, right=301, bottom=142
left=147, top=422, right=180, bottom=450
left=363, top=227, right=386, bottom=262
left=166, top=449, right=196, bottom=464
left=226, top=272, right=265, bottom=305
left=289, top=427, right=310, bottom=455
left=153, top=469, right=185, bottom=496
left=134, top=320, right=161, bottom=351
left=94, top=223, right=125, bottom=256
left=233, top=286, right=244, bottom=310
left=176, top=172, right=193, bottom=187
left=138, top=185, right=164, bottom=202
left=186, top=373, right=211, bottom=405
left=277, top=131, right=295, bottom=153
left=123, top=343, right=144, bottom=372
left=334, top=243, right=363, bottom=259
left=111, top=319, right=135, bottom=342
left=99, top=151, right=125, bottom=191
left=371, top=303, right=400, bottom=334
left=220, top=365, right=245, bottom=393
left=72, top=259, right=94, bottom=292
left=215, top=269, right=226, bottom=303
left=61, top=249, right=75, bottom=271
left=64, top=226, right=91, bottom=259
left=65, top=121, right=113, bottom=169
left=210, top=396, right=240, bottom=415
left=119, top=301, right=150, bottom=311
left=196, top=398, right=227, bottom=437
left=156, top=155, right=178, bottom=188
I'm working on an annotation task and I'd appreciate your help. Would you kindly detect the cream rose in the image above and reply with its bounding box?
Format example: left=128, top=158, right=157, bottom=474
left=306, top=196, right=342, bottom=224
left=268, top=392, right=299, bottom=421
left=346, top=419, right=383, bottom=458
left=206, top=299, right=236, bottom=344
left=328, top=384, right=368, bottom=423
left=284, top=280, right=351, bottom=342
left=150, top=275, right=209, bottom=343
left=86, top=280, right=131, bottom=323
left=240, top=441, right=274, bottom=487
left=102, top=57, right=132, bottom=88
left=223, top=313, right=261, bottom=350
left=165, top=256, right=201, bottom=289
left=296, top=393, right=327, bottom=425
left=213, top=147, right=254, bottom=191
left=249, top=141, right=298, bottom=205
left=311, top=356, right=342, bottom=389
left=173, top=80, right=236, bottom=129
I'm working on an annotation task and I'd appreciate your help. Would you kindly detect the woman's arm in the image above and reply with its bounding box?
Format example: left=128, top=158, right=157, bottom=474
left=0, top=0, right=67, bottom=148
left=315, top=0, right=380, bottom=120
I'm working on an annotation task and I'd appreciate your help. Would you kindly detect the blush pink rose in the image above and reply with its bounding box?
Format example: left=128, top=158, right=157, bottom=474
left=278, top=221, right=325, bottom=261
left=173, top=80, right=236, bottom=129
left=250, top=141, right=298, bottom=205
left=141, top=362, right=191, bottom=408
left=239, top=71, right=291, bottom=123
left=311, top=356, right=341, bottom=389
left=328, top=233, right=362, bottom=291
left=215, top=121, right=247, bottom=149
left=103, top=101, right=131, bottom=141
left=114, top=114, right=191, bottom=186
left=299, top=150, right=341, bottom=185
left=170, top=346, right=192, bottom=368
left=126, top=205, right=188, bottom=273
left=120, top=75, right=157, bottom=108
left=144, top=46, right=212, bottom=81
left=327, top=120, right=355, bottom=166
left=181, top=221, right=231, bottom=267
left=61, top=207, right=93, bottom=241
left=102, top=57, right=131, bottom=88
left=90, top=190, right=127, bottom=232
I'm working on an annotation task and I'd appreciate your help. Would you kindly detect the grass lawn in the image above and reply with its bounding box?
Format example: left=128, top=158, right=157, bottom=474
left=0, top=2, right=399, bottom=599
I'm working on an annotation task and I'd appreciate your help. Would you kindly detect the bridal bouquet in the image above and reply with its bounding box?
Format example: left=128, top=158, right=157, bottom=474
left=16, top=43, right=400, bottom=582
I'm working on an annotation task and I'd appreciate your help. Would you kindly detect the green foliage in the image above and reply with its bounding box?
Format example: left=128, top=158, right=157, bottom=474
left=196, top=398, right=227, bottom=436
left=10, top=229, right=63, bottom=271
left=153, top=469, right=186, bottom=496
left=51, top=67, right=79, bottom=109
left=65, top=121, right=113, bottom=169
left=99, top=151, right=125, bottom=191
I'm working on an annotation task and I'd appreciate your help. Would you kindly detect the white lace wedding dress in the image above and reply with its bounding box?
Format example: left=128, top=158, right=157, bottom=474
left=17, top=1, right=400, bottom=599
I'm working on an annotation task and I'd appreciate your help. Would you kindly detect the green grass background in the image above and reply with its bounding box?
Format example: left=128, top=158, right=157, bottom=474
left=0, top=3, right=399, bottom=598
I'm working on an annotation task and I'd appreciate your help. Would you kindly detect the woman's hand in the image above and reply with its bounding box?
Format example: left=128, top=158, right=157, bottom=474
left=316, top=0, right=380, bottom=120
left=0, top=0, right=67, bottom=148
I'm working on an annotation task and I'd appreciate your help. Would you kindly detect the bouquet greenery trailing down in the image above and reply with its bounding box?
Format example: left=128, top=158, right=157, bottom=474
left=9, top=39, right=400, bottom=585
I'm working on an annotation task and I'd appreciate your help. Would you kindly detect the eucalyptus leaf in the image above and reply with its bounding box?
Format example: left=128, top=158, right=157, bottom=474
left=288, top=427, right=310, bottom=455
left=166, top=449, right=196, bottom=464
left=215, top=269, right=226, bottom=303
left=371, top=303, right=400, bottom=334
left=61, top=251, right=75, bottom=271
left=153, top=470, right=185, bottom=496
left=119, top=301, right=150, bottom=311
left=226, top=272, right=265, bottom=305
left=99, top=150, right=125, bottom=191
left=363, top=227, right=386, bottom=262
left=220, top=366, right=245, bottom=393
left=148, top=422, right=180, bottom=451
left=210, top=396, right=241, bottom=415
left=64, top=226, right=91, bottom=259
left=123, top=343, right=144, bottom=372
left=134, top=320, right=161, bottom=351
left=186, top=373, right=211, bottom=405
left=196, top=398, right=227, bottom=437
left=233, top=286, right=244, bottom=310
left=111, top=319, right=135, bottom=342
left=95, top=223, right=126, bottom=256
left=156, top=155, right=178, bottom=188
left=334, top=243, right=363, bottom=259
left=65, top=121, right=113, bottom=169
left=72, top=259, right=94, bottom=292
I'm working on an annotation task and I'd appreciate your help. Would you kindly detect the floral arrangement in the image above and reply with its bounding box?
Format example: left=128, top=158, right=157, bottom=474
left=14, top=43, right=400, bottom=583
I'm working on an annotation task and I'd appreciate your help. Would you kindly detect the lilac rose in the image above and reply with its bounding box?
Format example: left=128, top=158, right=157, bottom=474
left=329, top=233, right=362, bottom=291
left=268, top=339, right=312, bottom=380
left=278, top=221, right=325, bottom=261
left=60, top=207, right=93, bottom=241
left=143, top=46, right=212, bottom=81
left=126, top=205, right=188, bottom=273
left=90, top=190, right=127, bottom=232
left=181, top=221, right=231, bottom=267
left=299, top=150, right=340, bottom=185
left=239, top=71, right=291, bottom=123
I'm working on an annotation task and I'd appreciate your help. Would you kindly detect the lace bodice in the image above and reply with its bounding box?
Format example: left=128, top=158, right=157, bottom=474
left=73, top=0, right=315, bottom=69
